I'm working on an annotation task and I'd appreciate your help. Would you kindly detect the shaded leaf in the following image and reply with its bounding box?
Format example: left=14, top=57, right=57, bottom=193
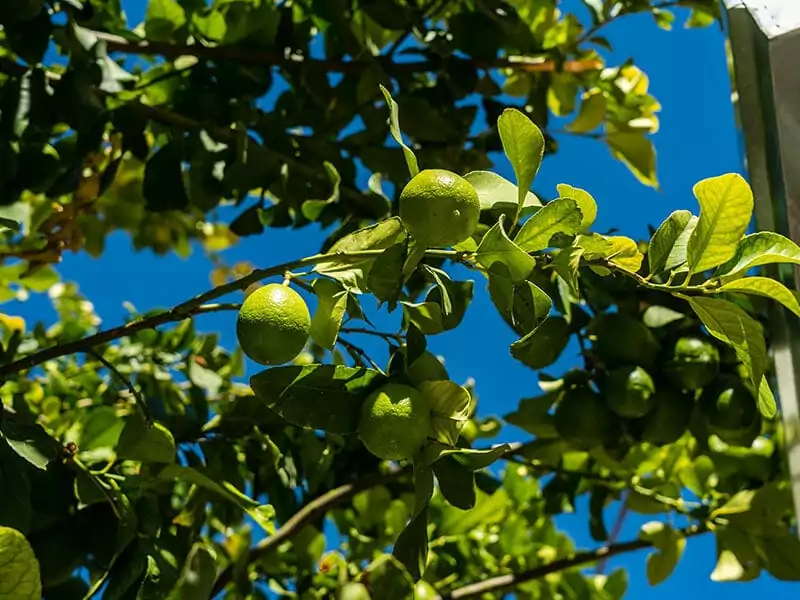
left=251, top=364, right=384, bottom=433
left=143, top=142, right=190, bottom=212
left=167, top=543, right=217, bottom=599
left=116, top=413, right=176, bottom=464
left=433, top=457, right=475, bottom=510
left=418, top=381, right=471, bottom=446
left=401, top=301, right=444, bottom=335
left=0, top=420, right=59, bottom=470
left=0, top=526, right=41, bottom=600
left=510, top=317, right=571, bottom=370
left=367, top=241, right=407, bottom=307
left=392, top=506, right=428, bottom=581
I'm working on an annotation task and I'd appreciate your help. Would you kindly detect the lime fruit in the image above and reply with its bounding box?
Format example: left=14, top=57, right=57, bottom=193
left=699, top=375, right=760, bottom=445
left=401, top=347, right=449, bottom=386
left=399, top=169, right=480, bottom=247
left=359, top=383, right=431, bottom=461
left=604, top=366, right=656, bottom=418
left=664, top=337, right=719, bottom=391
left=554, top=388, right=619, bottom=449
left=339, top=583, right=371, bottom=600
left=640, top=386, right=694, bottom=445
left=591, top=314, right=659, bottom=368
left=236, top=283, right=311, bottom=366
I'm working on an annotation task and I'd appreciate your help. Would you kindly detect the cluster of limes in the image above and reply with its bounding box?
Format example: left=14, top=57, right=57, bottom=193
left=235, top=169, right=479, bottom=462
left=553, top=312, right=763, bottom=450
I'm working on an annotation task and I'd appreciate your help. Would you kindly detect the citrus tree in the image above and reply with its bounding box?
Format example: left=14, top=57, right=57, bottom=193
left=2, top=1, right=800, bottom=600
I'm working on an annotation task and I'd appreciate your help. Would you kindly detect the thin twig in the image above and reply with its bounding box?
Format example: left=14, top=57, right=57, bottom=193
left=436, top=525, right=708, bottom=599
left=339, top=327, right=404, bottom=342
left=86, top=347, right=153, bottom=425
left=0, top=249, right=458, bottom=378
left=384, top=0, right=445, bottom=58
left=337, top=337, right=384, bottom=372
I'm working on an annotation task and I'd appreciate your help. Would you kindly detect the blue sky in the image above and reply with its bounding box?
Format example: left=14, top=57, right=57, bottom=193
left=13, top=1, right=797, bottom=598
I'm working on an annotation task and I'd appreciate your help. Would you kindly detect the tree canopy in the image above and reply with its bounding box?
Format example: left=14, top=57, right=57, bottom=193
left=2, top=2, right=800, bottom=600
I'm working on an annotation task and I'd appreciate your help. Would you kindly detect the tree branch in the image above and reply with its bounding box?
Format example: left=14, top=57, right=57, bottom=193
left=437, top=525, right=708, bottom=600
left=0, top=250, right=458, bottom=377
left=86, top=347, right=154, bottom=425
left=91, top=30, right=602, bottom=74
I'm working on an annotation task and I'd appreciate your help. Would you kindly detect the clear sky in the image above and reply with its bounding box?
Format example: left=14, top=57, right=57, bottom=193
left=13, top=1, right=797, bottom=598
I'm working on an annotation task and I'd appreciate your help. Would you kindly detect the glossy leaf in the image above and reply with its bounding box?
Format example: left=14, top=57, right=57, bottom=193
left=640, top=522, right=685, bottom=585
left=0, top=420, right=59, bottom=470
left=418, top=381, right=471, bottom=447
left=514, top=198, right=583, bottom=252
left=718, top=277, right=800, bottom=317
left=687, top=173, right=753, bottom=274
left=463, top=171, right=541, bottom=218
left=648, top=210, right=693, bottom=275
left=475, top=215, right=535, bottom=282
left=116, top=413, right=176, bottom=464
left=510, top=317, right=571, bottom=370
left=557, top=184, right=597, bottom=231
left=433, top=457, right=476, bottom=510
left=716, top=231, right=800, bottom=280
left=606, top=131, right=658, bottom=188
left=497, top=108, right=545, bottom=222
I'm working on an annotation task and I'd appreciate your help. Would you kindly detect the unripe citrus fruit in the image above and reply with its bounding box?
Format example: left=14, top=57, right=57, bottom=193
left=604, top=366, right=656, bottom=418
left=339, top=583, right=371, bottom=600
left=591, top=314, right=659, bottom=368
left=358, top=383, right=431, bottom=461
left=699, top=375, right=759, bottom=445
left=236, top=283, right=311, bottom=366
left=400, top=347, right=449, bottom=386
left=664, top=337, right=719, bottom=391
left=399, top=169, right=480, bottom=247
left=554, top=388, right=619, bottom=449
left=639, top=386, right=694, bottom=445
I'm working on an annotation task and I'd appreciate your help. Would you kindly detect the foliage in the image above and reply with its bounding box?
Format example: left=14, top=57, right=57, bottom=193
left=3, top=1, right=800, bottom=600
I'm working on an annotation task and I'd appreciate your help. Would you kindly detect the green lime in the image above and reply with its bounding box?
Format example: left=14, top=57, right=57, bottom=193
left=414, top=581, right=437, bottom=599
left=401, top=347, right=449, bottom=386
left=359, top=383, right=431, bottom=461
left=236, top=283, right=311, bottom=365
left=604, top=366, right=656, bottom=418
left=399, top=169, right=480, bottom=247
left=339, top=583, right=371, bottom=600
left=591, top=314, right=659, bottom=368
left=554, top=388, right=619, bottom=449
left=699, top=376, right=759, bottom=445
left=640, top=387, right=694, bottom=445
left=664, top=337, right=719, bottom=391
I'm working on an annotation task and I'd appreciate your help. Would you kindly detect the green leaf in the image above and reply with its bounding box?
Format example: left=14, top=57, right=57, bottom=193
left=642, top=305, right=684, bottom=328
left=514, top=198, right=582, bottom=252
left=314, top=217, right=408, bottom=290
left=606, top=131, right=658, bottom=188
left=463, top=171, right=541, bottom=219
left=364, top=555, right=415, bottom=600
left=0, top=442, right=31, bottom=533
left=143, top=142, right=190, bottom=212
left=687, top=173, right=754, bottom=274
left=488, top=264, right=552, bottom=336
left=392, top=506, right=428, bottom=581
left=475, top=215, right=535, bottom=282
left=433, top=457, right=475, bottom=510
left=188, top=359, right=223, bottom=395
left=681, top=295, right=775, bottom=418
left=167, top=543, right=218, bottom=599
left=418, top=381, right=471, bottom=446
left=439, top=489, right=509, bottom=536
left=551, top=246, right=584, bottom=297
left=718, top=277, right=800, bottom=317
left=251, top=364, right=383, bottom=433
left=301, top=162, right=341, bottom=221
left=367, top=242, right=407, bottom=307
left=510, top=317, right=571, bottom=370
left=606, top=236, right=644, bottom=273
left=567, top=90, right=606, bottom=133
left=557, top=184, right=597, bottom=231
left=497, top=108, right=545, bottom=223
left=639, top=522, right=685, bottom=585
left=648, top=210, right=693, bottom=275
left=103, top=540, right=148, bottom=600
left=75, top=406, right=125, bottom=456
left=413, top=462, right=434, bottom=516
left=116, top=413, right=176, bottom=464
left=504, top=392, right=559, bottom=438
left=310, top=278, right=348, bottom=350
left=379, top=85, right=419, bottom=178
left=424, top=273, right=473, bottom=331
left=717, top=231, right=800, bottom=280
left=0, top=420, right=59, bottom=470
left=760, top=532, right=800, bottom=581
left=664, top=215, right=698, bottom=272
left=0, top=526, right=41, bottom=600
left=145, top=0, right=187, bottom=41
left=711, top=549, right=746, bottom=582
left=401, top=301, right=444, bottom=335
left=711, top=490, right=755, bottom=518
left=157, top=465, right=275, bottom=532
